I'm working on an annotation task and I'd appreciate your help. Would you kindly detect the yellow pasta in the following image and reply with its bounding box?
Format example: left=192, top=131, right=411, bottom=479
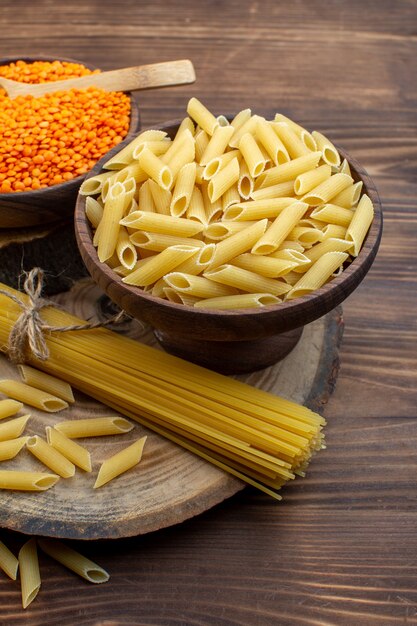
left=287, top=252, right=349, bottom=299
left=294, top=164, right=332, bottom=196
left=187, top=186, right=207, bottom=224
left=223, top=197, right=294, bottom=221
left=0, top=380, right=68, bottom=413
left=204, top=265, right=291, bottom=296
left=26, top=435, right=75, bottom=478
left=164, top=130, right=195, bottom=180
left=138, top=179, right=156, bottom=212
left=207, top=157, right=240, bottom=203
left=148, top=179, right=172, bottom=215
left=0, top=540, right=19, bottom=580
left=331, top=181, right=363, bottom=208
left=19, top=539, right=41, bottom=609
left=186, top=97, right=219, bottom=135
left=208, top=219, right=268, bottom=269
left=79, top=170, right=114, bottom=196
left=85, top=196, right=104, bottom=228
left=0, top=415, right=29, bottom=441
left=200, top=125, right=235, bottom=165
left=193, top=293, right=281, bottom=309
left=170, top=162, right=197, bottom=216
left=0, top=398, right=23, bottom=420
left=310, top=204, right=354, bottom=228
left=116, top=227, right=137, bottom=269
left=273, top=113, right=317, bottom=152
left=257, top=151, right=322, bottom=188
left=205, top=221, right=258, bottom=241
left=55, top=416, right=133, bottom=438
left=287, top=226, right=324, bottom=246
left=256, top=118, right=290, bottom=165
left=138, top=147, right=172, bottom=190
left=238, top=132, right=267, bottom=177
left=121, top=210, right=203, bottom=237
left=103, top=129, right=167, bottom=170
left=231, top=253, right=298, bottom=278
left=46, top=427, right=92, bottom=472
left=301, top=173, right=353, bottom=205
left=237, top=160, right=254, bottom=200
left=165, top=273, right=238, bottom=299
left=96, top=183, right=126, bottom=263
left=17, top=364, right=74, bottom=404
left=229, top=114, right=262, bottom=149
left=173, top=244, right=215, bottom=276
left=130, top=231, right=204, bottom=252
left=0, top=470, right=59, bottom=491
left=345, top=194, right=374, bottom=256
left=311, top=130, right=341, bottom=167
left=250, top=180, right=295, bottom=201
left=122, top=245, right=200, bottom=287
left=132, top=139, right=171, bottom=160
left=272, top=122, right=310, bottom=159
left=0, top=437, right=28, bottom=461
left=202, top=149, right=240, bottom=180
left=94, top=436, right=147, bottom=488
left=303, top=237, right=352, bottom=265
left=194, top=128, right=210, bottom=163
left=230, top=108, right=252, bottom=131
left=38, top=539, right=109, bottom=584
left=222, top=183, right=241, bottom=210
left=252, top=201, right=309, bottom=255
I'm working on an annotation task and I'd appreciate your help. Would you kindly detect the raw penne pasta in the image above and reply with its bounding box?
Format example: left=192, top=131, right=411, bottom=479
left=138, top=147, right=172, bottom=190
left=173, top=244, right=215, bottom=276
left=345, top=194, right=374, bottom=256
left=208, top=157, right=240, bottom=202
left=194, top=293, right=281, bottom=309
left=0, top=540, right=19, bottom=580
left=194, top=128, right=210, bottom=163
left=85, top=196, right=104, bottom=228
left=216, top=115, right=229, bottom=127
left=17, top=364, right=74, bottom=403
left=252, top=201, right=309, bottom=255
left=0, top=470, right=59, bottom=491
left=287, top=252, right=349, bottom=299
left=205, top=265, right=291, bottom=296
left=0, top=398, right=23, bottom=420
left=138, top=180, right=156, bottom=212
left=331, top=181, right=363, bottom=208
left=116, top=227, right=137, bottom=269
left=170, top=162, right=197, bottom=216
left=250, top=180, right=295, bottom=201
left=270, top=249, right=312, bottom=273
left=230, top=108, right=252, bottom=131
left=0, top=415, right=29, bottom=441
left=165, top=273, right=238, bottom=299
left=229, top=114, right=262, bottom=149
left=301, top=173, right=353, bottom=205
left=19, top=539, right=41, bottom=609
left=205, top=221, right=258, bottom=241
left=274, top=113, right=317, bottom=152
left=207, top=219, right=268, bottom=269
left=272, top=122, right=310, bottom=159
left=177, top=117, right=195, bottom=136
left=231, top=253, right=298, bottom=277
left=187, top=186, right=207, bottom=224
left=238, top=133, right=267, bottom=177
left=203, top=149, right=240, bottom=180
left=339, top=158, right=352, bottom=176
left=130, top=231, right=204, bottom=252
left=26, top=435, right=75, bottom=478
left=287, top=226, right=324, bottom=246
left=303, top=237, right=352, bottom=266
left=276, top=240, right=305, bottom=252
left=256, top=118, right=290, bottom=165
left=310, top=204, right=354, bottom=228
left=187, top=97, right=219, bottom=136
left=103, top=130, right=167, bottom=170
left=294, top=164, right=332, bottom=196
left=223, top=197, right=294, bottom=221
left=132, top=139, right=171, bottom=160
left=0, top=437, right=28, bottom=461
left=165, top=130, right=195, bottom=179
left=55, top=416, right=133, bottom=438
left=148, top=179, right=172, bottom=215
left=79, top=170, right=115, bottom=196
left=97, top=183, right=126, bottom=262
left=200, top=125, right=235, bottom=165
left=94, top=436, right=147, bottom=488
left=163, top=288, right=201, bottom=306
left=201, top=182, right=223, bottom=222
left=311, top=130, right=341, bottom=167
left=38, top=539, right=109, bottom=584
left=238, top=160, right=254, bottom=199
left=0, top=380, right=68, bottom=413
left=122, top=245, right=200, bottom=287
left=151, top=278, right=168, bottom=298
left=257, top=152, right=322, bottom=188
left=321, top=223, right=348, bottom=241
left=222, top=183, right=241, bottom=210
left=120, top=211, right=204, bottom=237
left=46, top=427, right=92, bottom=472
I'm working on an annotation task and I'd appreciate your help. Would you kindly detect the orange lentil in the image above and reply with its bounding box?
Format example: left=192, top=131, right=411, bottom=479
left=0, top=60, right=131, bottom=193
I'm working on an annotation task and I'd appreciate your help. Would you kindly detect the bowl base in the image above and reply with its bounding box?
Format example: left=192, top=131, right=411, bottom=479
left=153, top=326, right=304, bottom=374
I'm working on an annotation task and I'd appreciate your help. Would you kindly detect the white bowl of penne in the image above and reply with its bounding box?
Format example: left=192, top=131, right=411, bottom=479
left=75, top=101, right=382, bottom=374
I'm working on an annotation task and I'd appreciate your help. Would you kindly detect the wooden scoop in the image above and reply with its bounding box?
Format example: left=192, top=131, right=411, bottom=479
left=0, top=59, right=196, bottom=99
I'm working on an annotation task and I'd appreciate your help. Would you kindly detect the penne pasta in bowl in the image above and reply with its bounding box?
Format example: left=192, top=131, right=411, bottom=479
left=75, top=100, right=382, bottom=373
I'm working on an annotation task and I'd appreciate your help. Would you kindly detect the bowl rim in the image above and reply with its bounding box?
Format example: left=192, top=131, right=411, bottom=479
left=0, top=54, right=139, bottom=200
left=75, top=116, right=383, bottom=320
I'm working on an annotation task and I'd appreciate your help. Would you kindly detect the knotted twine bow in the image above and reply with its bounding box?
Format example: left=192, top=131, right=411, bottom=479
left=0, top=268, right=127, bottom=364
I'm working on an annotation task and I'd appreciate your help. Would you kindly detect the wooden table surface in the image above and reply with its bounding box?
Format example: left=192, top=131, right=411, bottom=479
left=1, top=1, right=417, bottom=624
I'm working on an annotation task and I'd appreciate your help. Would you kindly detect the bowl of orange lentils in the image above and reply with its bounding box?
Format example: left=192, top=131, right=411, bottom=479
left=0, top=56, right=140, bottom=228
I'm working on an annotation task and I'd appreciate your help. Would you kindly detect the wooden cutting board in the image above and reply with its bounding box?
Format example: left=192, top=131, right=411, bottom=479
left=0, top=278, right=343, bottom=540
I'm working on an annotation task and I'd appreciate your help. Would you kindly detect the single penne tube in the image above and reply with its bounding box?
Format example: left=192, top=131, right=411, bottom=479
left=194, top=128, right=210, bottom=163
left=120, top=210, right=204, bottom=237
left=238, top=160, right=254, bottom=199
left=303, top=237, right=352, bottom=265
left=54, top=416, right=134, bottom=438
left=0, top=437, right=28, bottom=461
left=200, top=125, right=235, bottom=165
left=230, top=108, right=252, bottom=131
left=193, top=293, right=281, bottom=310
left=103, top=129, right=167, bottom=169
left=132, top=139, right=171, bottom=160
left=339, top=158, right=352, bottom=176
left=79, top=170, right=114, bottom=196
left=170, top=162, right=196, bottom=216
left=165, top=130, right=195, bottom=180
left=148, top=179, right=172, bottom=215
left=200, top=182, right=223, bottom=223
left=0, top=415, right=30, bottom=441
left=239, top=133, right=267, bottom=178
left=250, top=180, right=295, bottom=201
left=116, top=226, right=137, bottom=269
left=138, top=147, right=172, bottom=190
left=207, top=219, right=268, bottom=269
left=229, top=114, right=262, bottom=148
left=19, top=539, right=41, bottom=610
left=203, top=149, right=240, bottom=180
left=38, top=539, right=109, bottom=584
left=17, top=365, right=74, bottom=403
left=294, top=164, right=332, bottom=196
left=122, top=245, right=200, bottom=286
left=204, top=264, right=291, bottom=296
left=195, top=164, right=205, bottom=185
left=138, top=179, right=156, bottom=212
left=85, top=196, right=104, bottom=228
left=287, top=226, right=324, bottom=246
left=173, top=244, right=215, bottom=275
left=0, top=380, right=68, bottom=413
left=273, top=113, right=317, bottom=151
left=276, top=240, right=305, bottom=252
left=186, top=98, right=219, bottom=136
left=130, top=231, right=204, bottom=252
left=163, top=288, right=201, bottom=306
left=97, top=183, right=126, bottom=262
left=312, top=130, right=341, bottom=167
left=46, top=427, right=92, bottom=472
left=257, top=152, right=322, bottom=188
left=177, top=117, right=195, bottom=136
left=301, top=173, right=353, bottom=205
left=231, top=253, right=298, bottom=277
left=216, top=115, right=229, bottom=127
left=321, top=223, right=348, bottom=240
left=187, top=186, right=207, bottom=225
left=26, top=436, right=75, bottom=478
left=270, top=249, right=312, bottom=271
left=204, top=221, right=258, bottom=241
left=286, top=251, right=349, bottom=299
left=222, top=183, right=241, bottom=210
left=310, top=203, right=355, bottom=228
left=256, top=118, right=290, bottom=165
left=252, top=201, right=309, bottom=255
left=223, top=197, right=295, bottom=221
left=207, top=157, right=240, bottom=202
left=345, top=194, right=374, bottom=256
left=164, top=273, right=238, bottom=299
left=331, top=181, right=363, bottom=208
left=0, top=470, right=59, bottom=492
left=0, top=539, right=19, bottom=580
left=0, top=398, right=23, bottom=420
left=94, top=436, right=147, bottom=488
left=271, top=122, right=310, bottom=159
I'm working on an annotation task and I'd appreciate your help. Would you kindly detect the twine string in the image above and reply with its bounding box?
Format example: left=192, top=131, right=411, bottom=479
left=0, top=268, right=128, bottom=364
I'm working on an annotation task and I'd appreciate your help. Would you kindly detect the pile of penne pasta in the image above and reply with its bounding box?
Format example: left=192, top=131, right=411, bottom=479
left=81, top=98, right=375, bottom=309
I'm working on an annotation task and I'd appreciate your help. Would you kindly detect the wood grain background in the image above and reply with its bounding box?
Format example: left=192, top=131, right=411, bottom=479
left=1, top=0, right=417, bottom=623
